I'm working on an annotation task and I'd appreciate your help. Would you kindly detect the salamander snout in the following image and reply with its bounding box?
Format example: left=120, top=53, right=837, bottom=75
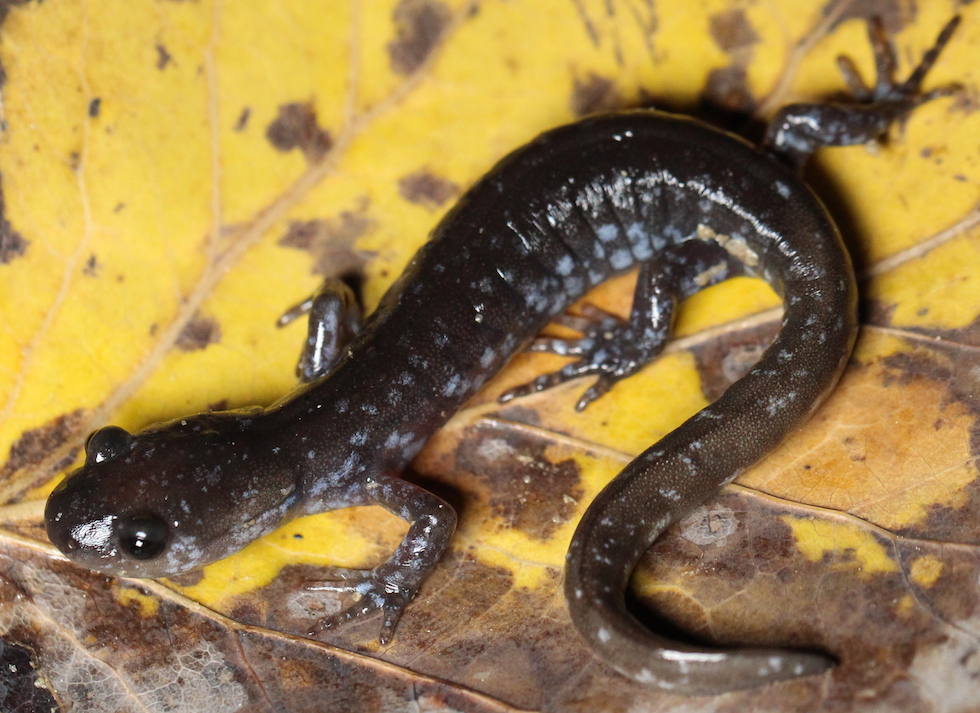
left=44, top=464, right=173, bottom=576
left=45, top=413, right=302, bottom=579
left=44, top=423, right=184, bottom=577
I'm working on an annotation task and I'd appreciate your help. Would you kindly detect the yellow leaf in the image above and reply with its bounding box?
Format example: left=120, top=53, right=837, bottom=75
left=1, top=0, right=978, bottom=709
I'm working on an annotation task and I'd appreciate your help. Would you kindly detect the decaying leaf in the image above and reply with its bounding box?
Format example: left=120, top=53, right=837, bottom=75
left=0, top=0, right=977, bottom=711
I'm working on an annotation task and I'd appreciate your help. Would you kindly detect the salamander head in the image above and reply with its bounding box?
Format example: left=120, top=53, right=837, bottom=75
left=45, top=412, right=299, bottom=578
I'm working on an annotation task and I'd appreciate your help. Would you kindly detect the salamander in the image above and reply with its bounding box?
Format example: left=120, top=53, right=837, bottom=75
left=44, top=16, right=960, bottom=695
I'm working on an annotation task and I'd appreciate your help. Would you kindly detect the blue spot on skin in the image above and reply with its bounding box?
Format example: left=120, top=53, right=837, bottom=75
left=556, top=254, right=575, bottom=276
left=480, top=347, right=496, bottom=368
left=597, top=224, right=619, bottom=242
left=632, top=241, right=653, bottom=260
left=610, top=249, right=633, bottom=270
left=564, top=275, right=584, bottom=295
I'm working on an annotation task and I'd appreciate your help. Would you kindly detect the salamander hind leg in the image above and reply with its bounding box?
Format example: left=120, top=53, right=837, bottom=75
left=764, top=15, right=962, bottom=168
left=500, top=239, right=744, bottom=411
left=498, top=295, right=668, bottom=412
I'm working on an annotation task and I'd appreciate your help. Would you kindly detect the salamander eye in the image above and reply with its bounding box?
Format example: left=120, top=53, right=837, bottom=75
left=85, top=426, right=133, bottom=464
left=117, top=515, right=168, bottom=560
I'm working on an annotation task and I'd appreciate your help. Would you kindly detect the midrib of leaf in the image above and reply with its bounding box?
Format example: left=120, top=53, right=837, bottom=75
left=754, top=0, right=853, bottom=117
left=860, top=204, right=980, bottom=279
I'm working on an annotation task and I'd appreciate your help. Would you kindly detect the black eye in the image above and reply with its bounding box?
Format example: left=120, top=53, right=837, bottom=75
left=86, top=426, right=133, bottom=464
left=117, top=515, right=168, bottom=560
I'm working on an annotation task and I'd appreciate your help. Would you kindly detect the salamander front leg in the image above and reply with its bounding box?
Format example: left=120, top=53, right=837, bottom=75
left=307, top=473, right=456, bottom=644
left=764, top=15, right=961, bottom=169
left=278, top=277, right=362, bottom=382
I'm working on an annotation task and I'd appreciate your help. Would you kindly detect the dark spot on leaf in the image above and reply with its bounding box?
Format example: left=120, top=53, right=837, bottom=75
left=881, top=344, right=980, bottom=544
left=949, top=90, right=980, bottom=117
left=709, top=8, right=759, bottom=52
left=387, top=0, right=450, bottom=75
left=493, top=404, right=541, bottom=427
left=691, top=319, right=779, bottom=401
left=156, top=44, right=171, bottom=70
left=87, top=98, right=101, bottom=118
left=881, top=349, right=953, bottom=387
left=207, top=399, right=229, bottom=412
left=266, top=103, right=332, bottom=163
left=864, top=298, right=897, bottom=328
left=703, top=64, right=754, bottom=114
left=397, top=170, right=459, bottom=209
left=958, top=646, right=980, bottom=668
left=702, top=9, right=758, bottom=114
left=0, top=1, right=29, bottom=28
left=176, top=315, right=221, bottom=351
left=278, top=206, right=374, bottom=277
left=0, top=175, right=28, bottom=265
left=570, top=72, right=618, bottom=117
left=235, top=106, right=251, bottom=131
left=0, top=409, right=86, bottom=481
left=455, top=420, right=583, bottom=540
left=832, top=0, right=910, bottom=34
left=227, top=600, right=263, bottom=624
left=82, top=254, right=100, bottom=277
left=0, top=228, right=27, bottom=264
left=0, top=637, right=58, bottom=713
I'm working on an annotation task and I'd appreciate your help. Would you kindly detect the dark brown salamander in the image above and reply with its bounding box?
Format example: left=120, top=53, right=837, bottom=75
left=45, top=16, right=960, bottom=694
